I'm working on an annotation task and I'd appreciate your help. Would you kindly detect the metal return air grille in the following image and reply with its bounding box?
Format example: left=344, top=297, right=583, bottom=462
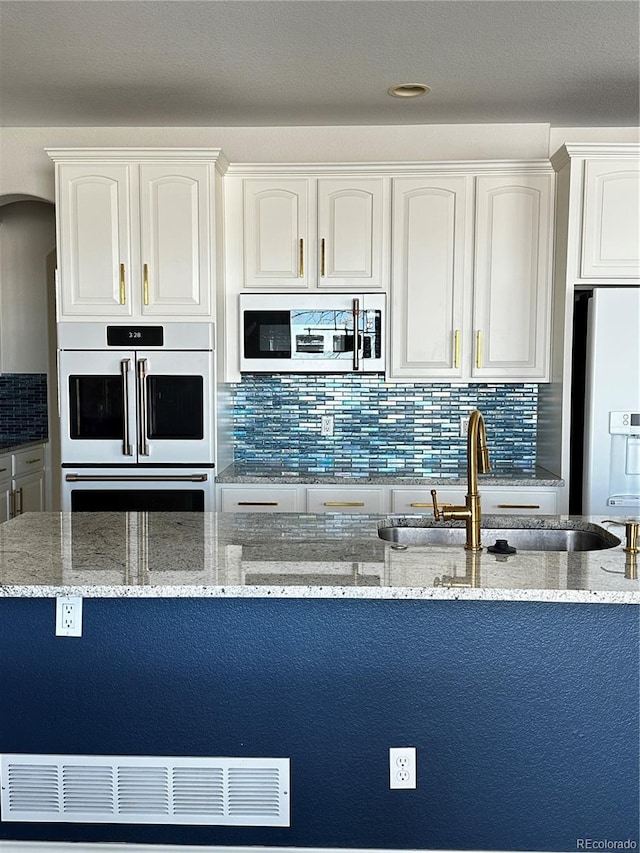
left=0, top=754, right=290, bottom=827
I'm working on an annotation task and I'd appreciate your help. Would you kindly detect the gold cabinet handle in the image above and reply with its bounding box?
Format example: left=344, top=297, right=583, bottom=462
left=143, top=263, right=149, bottom=305
left=0, top=467, right=8, bottom=473
left=119, top=263, right=126, bottom=305
left=323, top=501, right=365, bottom=507
left=299, top=239, right=304, bottom=277
left=454, top=330, right=460, bottom=369
left=238, top=501, right=279, bottom=506
left=496, top=504, right=541, bottom=509
left=25, top=458, right=41, bottom=465
left=321, top=238, right=326, bottom=277
left=409, top=502, right=433, bottom=507
left=476, top=330, right=482, bottom=369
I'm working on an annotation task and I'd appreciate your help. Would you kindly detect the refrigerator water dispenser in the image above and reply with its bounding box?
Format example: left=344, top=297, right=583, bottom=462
left=608, top=411, right=640, bottom=508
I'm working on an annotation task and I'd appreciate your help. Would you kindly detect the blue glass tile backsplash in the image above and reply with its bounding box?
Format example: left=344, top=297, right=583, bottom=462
left=232, top=374, right=538, bottom=475
left=0, top=374, right=48, bottom=444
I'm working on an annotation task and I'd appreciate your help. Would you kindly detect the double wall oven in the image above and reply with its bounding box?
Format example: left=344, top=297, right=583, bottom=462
left=58, top=323, right=215, bottom=511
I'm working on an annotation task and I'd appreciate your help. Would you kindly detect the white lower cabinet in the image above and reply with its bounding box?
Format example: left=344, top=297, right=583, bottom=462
left=306, top=487, right=386, bottom=514
left=218, top=482, right=559, bottom=517
left=218, top=486, right=300, bottom=513
left=391, top=486, right=558, bottom=516
left=1, top=444, right=47, bottom=520
left=0, top=455, right=11, bottom=523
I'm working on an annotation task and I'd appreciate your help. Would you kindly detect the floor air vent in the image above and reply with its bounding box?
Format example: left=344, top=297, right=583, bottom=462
left=0, top=754, right=290, bottom=827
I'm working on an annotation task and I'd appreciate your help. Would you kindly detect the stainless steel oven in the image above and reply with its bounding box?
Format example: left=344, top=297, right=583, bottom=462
left=57, top=322, right=216, bottom=511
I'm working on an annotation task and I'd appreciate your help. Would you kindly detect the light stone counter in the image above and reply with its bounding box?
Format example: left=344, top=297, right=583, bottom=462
left=216, top=462, right=563, bottom=487
left=0, top=511, right=638, bottom=604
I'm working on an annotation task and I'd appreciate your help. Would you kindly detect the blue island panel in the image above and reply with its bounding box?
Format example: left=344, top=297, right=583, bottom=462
left=0, top=597, right=638, bottom=851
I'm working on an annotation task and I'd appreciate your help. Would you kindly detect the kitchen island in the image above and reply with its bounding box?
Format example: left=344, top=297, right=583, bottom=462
left=0, top=511, right=638, bottom=852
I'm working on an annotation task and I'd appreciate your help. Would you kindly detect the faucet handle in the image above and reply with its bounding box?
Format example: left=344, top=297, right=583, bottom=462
left=430, top=489, right=453, bottom=520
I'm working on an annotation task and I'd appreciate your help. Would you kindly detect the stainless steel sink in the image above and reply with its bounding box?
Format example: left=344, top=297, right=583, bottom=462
left=377, top=525, right=620, bottom=552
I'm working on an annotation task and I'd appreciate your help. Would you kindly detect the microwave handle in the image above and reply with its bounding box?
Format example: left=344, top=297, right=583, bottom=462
left=120, top=359, right=133, bottom=456
left=352, top=298, right=360, bottom=372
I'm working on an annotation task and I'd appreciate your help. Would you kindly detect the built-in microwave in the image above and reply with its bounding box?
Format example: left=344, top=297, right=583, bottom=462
left=240, top=293, right=386, bottom=372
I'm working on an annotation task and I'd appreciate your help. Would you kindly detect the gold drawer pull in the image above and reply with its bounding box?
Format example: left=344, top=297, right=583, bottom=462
left=497, top=504, right=541, bottom=510
left=25, top=458, right=42, bottom=465
left=0, top=467, right=8, bottom=473
left=323, top=501, right=365, bottom=507
left=238, top=501, right=279, bottom=506
left=409, top=502, right=433, bottom=507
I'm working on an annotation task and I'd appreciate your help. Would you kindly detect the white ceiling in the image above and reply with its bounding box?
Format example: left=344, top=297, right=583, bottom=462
left=0, top=0, right=638, bottom=128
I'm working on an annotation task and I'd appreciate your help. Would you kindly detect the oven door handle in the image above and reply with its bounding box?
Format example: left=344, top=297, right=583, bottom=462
left=121, top=358, right=133, bottom=456
left=65, top=474, right=209, bottom=482
left=137, top=358, right=150, bottom=456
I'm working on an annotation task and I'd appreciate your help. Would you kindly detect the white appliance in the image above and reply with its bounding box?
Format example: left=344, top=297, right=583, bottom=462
left=240, top=293, right=385, bottom=373
left=57, top=322, right=216, bottom=511
left=581, top=288, right=640, bottom=515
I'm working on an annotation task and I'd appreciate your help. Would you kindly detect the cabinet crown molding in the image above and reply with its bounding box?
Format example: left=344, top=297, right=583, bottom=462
left=225, top=159, right=554, bottom=177
left=46, top=147, right=229, bottom=174
left=551, top=142, right=640, bottom=171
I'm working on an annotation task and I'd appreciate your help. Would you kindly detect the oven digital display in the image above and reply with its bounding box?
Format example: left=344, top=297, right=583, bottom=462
left=107, top=326, right=164, bottom=347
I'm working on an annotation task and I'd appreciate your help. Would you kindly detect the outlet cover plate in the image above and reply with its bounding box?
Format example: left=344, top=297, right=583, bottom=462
left=389, top=746, right=417, bottom=789
left=55, top=596, right=83, bottom=637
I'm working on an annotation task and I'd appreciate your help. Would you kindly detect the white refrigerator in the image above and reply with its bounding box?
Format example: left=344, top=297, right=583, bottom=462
left=581, top=287, right=640, bottom=516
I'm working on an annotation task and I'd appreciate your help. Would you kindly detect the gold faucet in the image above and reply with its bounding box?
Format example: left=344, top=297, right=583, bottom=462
left=430, top=409, right=491, bottom=551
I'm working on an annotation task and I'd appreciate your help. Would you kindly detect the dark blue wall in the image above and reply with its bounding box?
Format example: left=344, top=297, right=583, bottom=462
left=0, top=597, right=638, bottom=851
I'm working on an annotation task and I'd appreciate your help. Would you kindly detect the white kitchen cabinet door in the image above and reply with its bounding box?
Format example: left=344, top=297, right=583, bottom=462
left=12, top=469, right=46, bottom=515
left=138, top=164, right=212, bottom=315
left=390, top=176, right=470, bottom=379
left=218, top=485, right=300, bottom=512
left=306, top=487, right=387, bottom=514
left=472, top=173, right=553, bottom=381
left=316, top=178, right=387, bottom=289
left=57, top=164, right=133, bottom=317
left=243, top=179, right=310, bottom=288
left=581, top=159, right=640, bottom=279
left=0, top=455, right=11, bottom=523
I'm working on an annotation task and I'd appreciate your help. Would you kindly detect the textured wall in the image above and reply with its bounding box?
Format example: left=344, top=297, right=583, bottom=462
left=0, top=374, right=48, bottom=443
left=0, top=597, right=637, bottom=850
left=233, top=375, right=539, bottom=474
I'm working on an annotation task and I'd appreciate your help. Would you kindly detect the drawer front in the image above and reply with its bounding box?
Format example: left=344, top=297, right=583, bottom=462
left=306, top=487, right=386, bottom=514
left=219, top=487, right=299, bottom=513
left=12, top=445, right=45, bottom=478
left=391, top=488, right=464, bottom=514
left=481, top=488, right=558, bottom=515
left=0, top=454, right=11, bottom=486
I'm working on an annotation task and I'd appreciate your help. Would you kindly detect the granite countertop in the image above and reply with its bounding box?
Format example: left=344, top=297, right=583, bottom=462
left=0, top=438, right=48, bottom=456
left=0, top=511, right=637, bottom=604
left=216, top=463, right=564, bottom=487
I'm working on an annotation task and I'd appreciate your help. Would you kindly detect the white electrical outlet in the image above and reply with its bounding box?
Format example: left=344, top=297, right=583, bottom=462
left=321, top=415, right=334, bottom=436
left=459, top=415, right=471, bottom=437
left=389, top=747, right=417, bottom=789
left=55, top=596, right=83, bottom=637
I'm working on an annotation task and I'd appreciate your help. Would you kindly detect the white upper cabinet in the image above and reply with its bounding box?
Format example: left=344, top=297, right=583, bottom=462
left=316, top=179, right=387, bottom=288
left=56, top=163, right=132, bottom=316
left=390, top=176, right=471, bottom=379
left=472, top=173, right=554, bottom=380
left=48, top=149, right=226, bottom=320
left=242, top=176, right=389, bottom=289
left=390, top=168, right=554, bottom=382
left=551, top=144, right=640, bottom=287
left=581, top=158, right=640, bottom=279
left=243, top=179, right=309, bottom=288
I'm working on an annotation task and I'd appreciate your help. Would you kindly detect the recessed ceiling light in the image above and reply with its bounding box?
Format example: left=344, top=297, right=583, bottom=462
left=387, top=83, right=431, bottom=99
